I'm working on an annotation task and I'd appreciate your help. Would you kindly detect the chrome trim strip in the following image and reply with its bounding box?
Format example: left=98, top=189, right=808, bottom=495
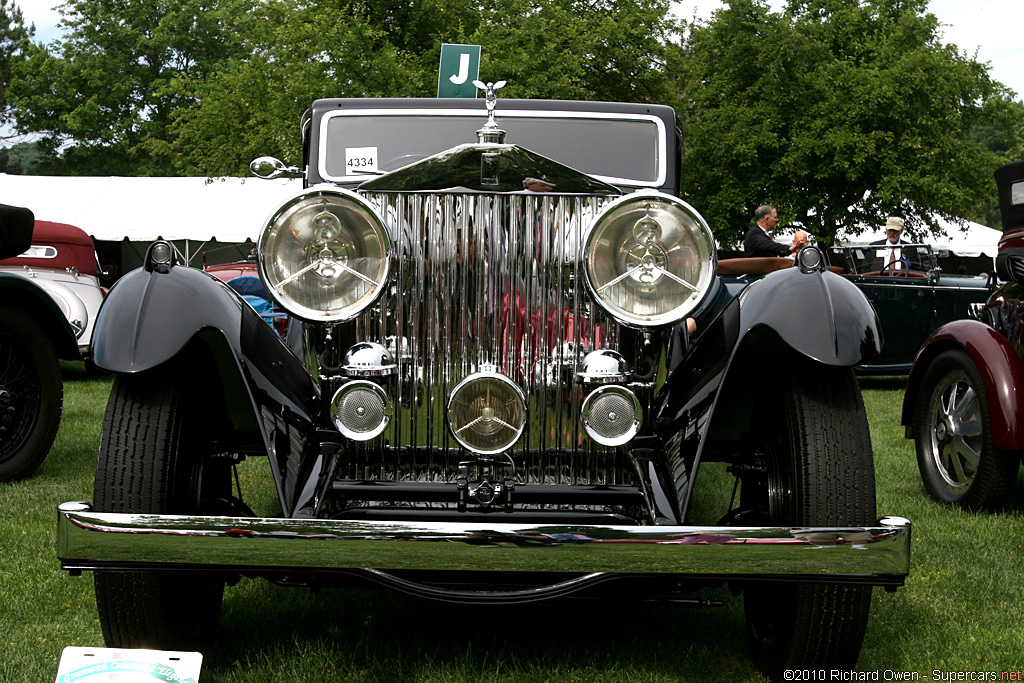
left=57, top=503, right=911, bottom=581
left=318, top=108, right=667, bottom=187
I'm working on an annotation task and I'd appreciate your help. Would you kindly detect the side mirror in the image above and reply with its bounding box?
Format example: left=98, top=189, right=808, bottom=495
left=249, top=156, right=303, bottom=180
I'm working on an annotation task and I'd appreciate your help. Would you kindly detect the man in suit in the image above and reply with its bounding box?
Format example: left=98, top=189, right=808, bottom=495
left=869, top=217, right=918, bottom=272
left=743, top=205, right=807, bottom=258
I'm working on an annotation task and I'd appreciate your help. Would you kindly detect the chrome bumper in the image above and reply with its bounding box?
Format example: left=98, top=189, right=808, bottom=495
left=57, top=502, right=911, bottom=586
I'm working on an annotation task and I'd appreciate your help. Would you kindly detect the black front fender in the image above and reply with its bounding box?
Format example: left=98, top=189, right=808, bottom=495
left=92, top=264, right=322, bottom=515
left=660, top=266, right=882, bottom=427
left=0, top=273, right=80, bottom=359
left=734, top=266, right=882, bottom=367
left=654, top=266, right=882, bottom=520
left=94, top=265, right=244, bottom=372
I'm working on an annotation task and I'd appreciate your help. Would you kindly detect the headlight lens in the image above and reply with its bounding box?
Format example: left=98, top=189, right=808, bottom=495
left=447, top=369, right=527, bottom=455
left=583, top=192, right=715, bottom=326
left=258, top=187, right=390, bottom=321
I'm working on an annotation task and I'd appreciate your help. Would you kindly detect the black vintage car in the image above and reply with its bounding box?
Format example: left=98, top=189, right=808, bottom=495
left=828, top=243, right=995, bottom=374
left=903, top=160, right=1024, bottom=510
left=57, top=87, right=910, bottom=678
left=0, top=204, right=80, bottom=481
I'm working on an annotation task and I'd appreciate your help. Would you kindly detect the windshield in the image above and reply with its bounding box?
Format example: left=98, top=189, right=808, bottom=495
left=319, top=109, right=666, bottom=187
left=831, top=243, right=938, bottom=275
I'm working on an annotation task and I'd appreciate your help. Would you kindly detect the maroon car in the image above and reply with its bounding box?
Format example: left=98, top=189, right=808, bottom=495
left=903, top=160, right=1024, bottom=510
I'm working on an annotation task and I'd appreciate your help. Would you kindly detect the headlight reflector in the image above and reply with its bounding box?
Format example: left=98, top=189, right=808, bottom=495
left=583, top=192, right=715, bottom=326
left=447, top=369, right=526, bottom=455
left=259, top=187, right=390, bottom=321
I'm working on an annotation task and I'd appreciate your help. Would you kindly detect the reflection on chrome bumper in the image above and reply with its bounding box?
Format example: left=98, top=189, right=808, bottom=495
left=57, top=502, right=911, bottom=585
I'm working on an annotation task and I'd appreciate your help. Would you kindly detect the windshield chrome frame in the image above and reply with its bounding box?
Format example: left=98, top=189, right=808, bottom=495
left=317, top=108, right=668, bottom=188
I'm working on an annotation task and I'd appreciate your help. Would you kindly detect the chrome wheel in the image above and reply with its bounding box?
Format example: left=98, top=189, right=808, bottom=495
left=924, top=371, right=982, bottom=495
left=914, top=349, right=1020, bottom=510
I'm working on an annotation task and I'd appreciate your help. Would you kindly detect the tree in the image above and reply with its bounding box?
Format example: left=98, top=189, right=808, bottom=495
left=677, top=0, right=1011, bottom=246
left=468, top=0, right=682, bottom=104
left=0, top=140, right=54, bottom=173
left=170, top=0, right=681, bottom=176
left=7, top=0, right=252, bottom=175
left=965, top=98, right=1024, bottom=227
left=0, top=0, right=32, bottom=131
left=169, top=0, right=464, bottom=176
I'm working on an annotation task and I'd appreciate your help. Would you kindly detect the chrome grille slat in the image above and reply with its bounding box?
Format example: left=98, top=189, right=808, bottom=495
left=345, top=191, right=631, bottom=489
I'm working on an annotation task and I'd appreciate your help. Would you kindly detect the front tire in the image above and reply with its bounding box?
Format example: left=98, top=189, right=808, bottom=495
left=0, top=306, right=63, bottom=481
left=738, top=366, right=875, bottom=679
left=93, top=361, right=233, bottom=650
left=913, top=349, right=1020, bottom=510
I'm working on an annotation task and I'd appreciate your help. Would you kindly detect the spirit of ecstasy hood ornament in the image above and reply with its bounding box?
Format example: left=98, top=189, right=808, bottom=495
left=472, top=79, right=507, bottom=143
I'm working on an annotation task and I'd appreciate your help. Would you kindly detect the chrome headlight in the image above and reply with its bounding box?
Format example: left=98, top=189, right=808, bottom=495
left=582, top=192, right=715, bottom=327
left=258, top=187, right=390, bottom=321
left=447, top=369, right=527, bottom=455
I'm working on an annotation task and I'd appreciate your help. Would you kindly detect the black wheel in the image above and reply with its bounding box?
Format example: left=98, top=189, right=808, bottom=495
left=737, top=366, right=875, bottom=679
left=913, top=349, right=1020, bottom=510
left=0, top=306, right=63, bottom=481
left=93, top=360, right=235, bottom=650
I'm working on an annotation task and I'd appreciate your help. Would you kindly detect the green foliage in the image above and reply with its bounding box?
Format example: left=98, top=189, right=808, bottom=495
left=7, top=0, right=253, bottom=175
left=468, top=0, right=682, bottom=104
left=169, top=0, right=456, bottom=176
left=966, top=99, right=1024, bottom=226
left=0, top=140, right=53, bottom=173
left=0, top=0, right=32, bottom=127
left=7, top=0, right=680, bottom=176
left=678, top=0, right=1013, bottom=246
left=170, top=0, right=682, bottom=175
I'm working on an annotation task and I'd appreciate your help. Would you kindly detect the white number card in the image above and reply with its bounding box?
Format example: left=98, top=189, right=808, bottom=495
left=345, top=147, right=379, bottom=175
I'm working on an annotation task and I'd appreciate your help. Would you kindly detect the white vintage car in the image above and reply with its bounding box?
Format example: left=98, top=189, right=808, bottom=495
left=0, top=219, right=105, bottom=357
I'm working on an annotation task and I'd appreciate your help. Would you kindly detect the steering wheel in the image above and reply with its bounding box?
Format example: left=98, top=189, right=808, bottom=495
left=878, top=259, right=911, bottom=277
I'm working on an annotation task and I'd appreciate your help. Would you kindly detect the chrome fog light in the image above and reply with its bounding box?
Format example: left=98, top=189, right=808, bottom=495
left=576, top=349, right=631, bottom=384
left=331, top=380, right=392, bottom=441
left=343, top=342, right=396, bottom=377
left=447, top=369, right=526, bottom=455
left=259, top=186, right=390, bottom=321
left=797, top=245, right=826, bottom=273
left=145, top=241, right=174, bottom=273
left=581, top=385, right=642, bottom=446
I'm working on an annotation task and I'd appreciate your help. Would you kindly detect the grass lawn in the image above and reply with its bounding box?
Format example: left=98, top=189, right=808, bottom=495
left=2, top=368, right=1023, bottom=682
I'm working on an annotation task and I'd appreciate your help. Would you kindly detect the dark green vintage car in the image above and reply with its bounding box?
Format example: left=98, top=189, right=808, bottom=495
left=828, top=243, right=996, bottom=374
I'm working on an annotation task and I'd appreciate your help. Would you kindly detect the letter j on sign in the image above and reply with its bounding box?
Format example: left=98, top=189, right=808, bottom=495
left=437, top=44, right=481, bottom=98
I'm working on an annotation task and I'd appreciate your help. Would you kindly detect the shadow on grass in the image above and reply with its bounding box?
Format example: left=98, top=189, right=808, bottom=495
left=208, top=580, right=764, bottom=681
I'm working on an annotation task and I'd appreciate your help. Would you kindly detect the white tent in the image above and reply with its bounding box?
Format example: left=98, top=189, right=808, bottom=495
left=928, top=217, right=1002, bottom=258
left=1, top=174, right=301, bottom=269
left=1, top=174, right=300, bottom=241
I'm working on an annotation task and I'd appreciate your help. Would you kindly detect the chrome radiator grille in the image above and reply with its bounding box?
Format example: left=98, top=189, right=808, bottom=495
left=341, top=191, right=635, bottom=488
